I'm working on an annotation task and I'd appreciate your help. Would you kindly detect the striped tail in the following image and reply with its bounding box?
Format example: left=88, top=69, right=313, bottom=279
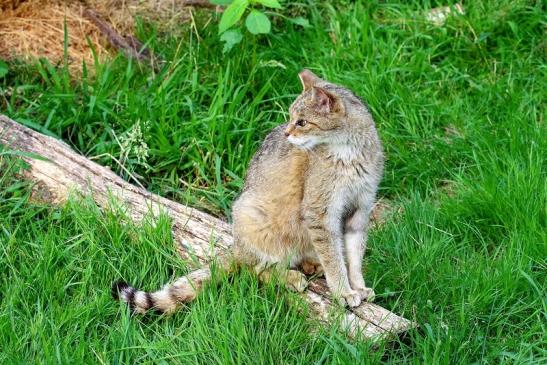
left=112, top=258, right=233, bottom=314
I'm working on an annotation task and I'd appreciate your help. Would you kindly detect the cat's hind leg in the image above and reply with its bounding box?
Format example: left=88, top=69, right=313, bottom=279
left=298, top=248, right=324, bottom=277
left=300, top=260, right=324, bottom=276
left=255, top=261, right=308, bottom=292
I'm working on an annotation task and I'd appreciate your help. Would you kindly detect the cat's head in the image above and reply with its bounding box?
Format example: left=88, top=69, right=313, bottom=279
left=285, top=69, right=366, bottom=149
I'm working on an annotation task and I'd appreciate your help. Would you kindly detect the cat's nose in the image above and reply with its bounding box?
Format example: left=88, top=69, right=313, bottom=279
left=284, top=125, right=294, bottom=136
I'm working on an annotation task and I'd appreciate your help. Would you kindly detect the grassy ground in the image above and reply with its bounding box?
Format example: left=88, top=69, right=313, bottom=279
left=1, top=0, right=545, bottom=363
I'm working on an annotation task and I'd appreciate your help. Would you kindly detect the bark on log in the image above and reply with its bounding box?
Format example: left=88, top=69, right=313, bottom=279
left=0, top=114, right=415, bottom=340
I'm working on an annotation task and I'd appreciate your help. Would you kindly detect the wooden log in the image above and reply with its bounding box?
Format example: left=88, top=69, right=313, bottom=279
left=0, top=114, right=415, bottom=340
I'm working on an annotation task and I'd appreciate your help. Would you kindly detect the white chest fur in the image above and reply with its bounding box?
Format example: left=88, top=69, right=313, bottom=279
left=329, top=143, right=358, bottom=163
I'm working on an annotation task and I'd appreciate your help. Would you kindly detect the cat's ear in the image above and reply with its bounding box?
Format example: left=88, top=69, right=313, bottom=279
left=298, top=69, right=321, bottom=91
left=311, top=87, right=345, bottom=114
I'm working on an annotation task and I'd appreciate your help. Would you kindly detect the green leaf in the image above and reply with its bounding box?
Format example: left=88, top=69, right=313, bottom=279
left=219, top=0, right=249, bottom=34
left=220, top=29, right=243, bottom=53
left=245, top=10, right=271, bottom=34
left=289, top=17, right=310, bottom=28
left=210, top=0, right=232, bottom=5
left=254, top=0, right=282, bottom=9
left=0, top=60, right=8, bottom=78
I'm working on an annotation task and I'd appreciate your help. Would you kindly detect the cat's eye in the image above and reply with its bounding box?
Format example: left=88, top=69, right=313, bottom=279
left=296, top=119, right=307, bottom=127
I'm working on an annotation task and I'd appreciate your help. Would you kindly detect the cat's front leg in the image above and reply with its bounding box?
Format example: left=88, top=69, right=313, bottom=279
left=344, top=209, right=375, bottom=302
left=305, top=213, right=361, bottom=307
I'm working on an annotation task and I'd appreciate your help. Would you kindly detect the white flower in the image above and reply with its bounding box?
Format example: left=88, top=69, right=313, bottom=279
left=118, top=121, right=150, bottom=166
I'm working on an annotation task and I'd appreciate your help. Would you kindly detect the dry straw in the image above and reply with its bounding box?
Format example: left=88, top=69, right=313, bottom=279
left=0, top=0, right=190, bottom=75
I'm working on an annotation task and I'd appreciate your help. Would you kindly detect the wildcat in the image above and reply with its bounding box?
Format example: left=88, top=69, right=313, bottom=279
left=112, top=70, right=384, bottom=313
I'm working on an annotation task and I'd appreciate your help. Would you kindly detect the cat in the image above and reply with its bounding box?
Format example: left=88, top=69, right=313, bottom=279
left=112, top=69, right=384, bottom=313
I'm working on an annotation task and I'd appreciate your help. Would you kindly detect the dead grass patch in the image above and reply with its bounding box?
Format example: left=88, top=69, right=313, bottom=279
left=0, top=0, right=191, bottom=74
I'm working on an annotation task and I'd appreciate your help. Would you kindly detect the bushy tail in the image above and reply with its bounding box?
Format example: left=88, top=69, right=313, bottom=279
left=112, top=257, right=233, bottom=314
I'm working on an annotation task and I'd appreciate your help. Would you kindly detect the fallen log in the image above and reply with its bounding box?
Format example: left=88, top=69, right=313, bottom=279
left=0, top=114, right=414, bottom=340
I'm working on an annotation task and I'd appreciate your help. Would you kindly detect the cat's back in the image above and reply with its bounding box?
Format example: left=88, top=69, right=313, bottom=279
left=232, top=123, right=310, bottom=253
left=242, top=124, right=308, bottom=193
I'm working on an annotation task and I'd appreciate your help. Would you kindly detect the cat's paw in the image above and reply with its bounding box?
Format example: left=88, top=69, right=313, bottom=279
left=355, top=286, right=375, bottom=302
left=300, top=260, right=324, bottom=277
left=285, top=270, right=308, bottom=292
left=341, top=289, right=362, bottom=308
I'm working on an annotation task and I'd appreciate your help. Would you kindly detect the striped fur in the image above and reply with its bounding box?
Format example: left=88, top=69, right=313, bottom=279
left=112, top=263, right=230, bottom=314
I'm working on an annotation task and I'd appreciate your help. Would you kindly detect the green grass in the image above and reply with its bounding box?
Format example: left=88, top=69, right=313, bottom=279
left=1, top=0, right=545, bottom=363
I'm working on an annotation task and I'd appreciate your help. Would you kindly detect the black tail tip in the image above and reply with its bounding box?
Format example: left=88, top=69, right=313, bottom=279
left=111, top=280, right=130, bottom=300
